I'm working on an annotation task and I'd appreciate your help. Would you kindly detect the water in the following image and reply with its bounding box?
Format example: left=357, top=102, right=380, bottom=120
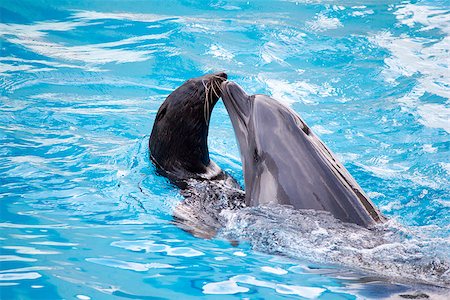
left=1, top=0, right=449, bottom=299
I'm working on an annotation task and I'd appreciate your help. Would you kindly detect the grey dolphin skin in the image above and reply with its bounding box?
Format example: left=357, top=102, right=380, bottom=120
left=221, top=81, right=385, bottom=227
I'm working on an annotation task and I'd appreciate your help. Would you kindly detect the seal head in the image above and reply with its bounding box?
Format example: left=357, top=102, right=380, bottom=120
left=150, top=72, right=227, bottom=183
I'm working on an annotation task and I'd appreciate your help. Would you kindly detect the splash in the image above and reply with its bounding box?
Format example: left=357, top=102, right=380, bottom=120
left=220, top=205, right=450, bottom=287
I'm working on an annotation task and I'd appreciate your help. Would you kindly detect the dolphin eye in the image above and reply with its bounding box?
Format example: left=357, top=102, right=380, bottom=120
left=253, top=148, right=259, bottom=162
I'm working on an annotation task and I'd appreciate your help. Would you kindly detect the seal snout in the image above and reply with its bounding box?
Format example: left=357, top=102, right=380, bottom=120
left=207, top=72, right=227, bottom=83
left=214, top=72, right=227, bottom=80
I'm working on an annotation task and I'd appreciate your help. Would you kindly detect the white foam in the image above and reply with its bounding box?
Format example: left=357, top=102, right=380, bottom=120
left=367, top=191, right=385, bottom=199
left=261, top=42, right=290, bottom=66
left=221, top=5, right=241, bottom=11
left=221, top=206, right=450, bottom=286
left=86, top=258, right=173, bottom=272
left=333, top=5, right=346, bottom=11
left=7, top=35, right=159, bottom=64
left=356, top=163, right=409, bottom=179
left=2, top=246, right=59, bottom=255
left=440, top=162, right=450, bottom=174
left=417, top=104, right=450, bottom=133
left=208, top=44, right=234, bottom=61
left=111, top=240, right=204, bottom=257
left=311, top=125, right=334, bottom=135
left=395, top=4, right=450, bottom=34
left=0, top=266, right=54, bottom=274
left=203, top=274, right=325, bottom=298
left=9, top=234, right=47, bottom=239
left=422, top=144, right=438, bottom=153
left=0, top=19, right=172, bottom=66
left=259, top=28, right=306, bottom=67
left=203, top=280, right=249, bottom=294
left=0, top=272, right=41, bottom=281
left=276, top=284, right=325, bottom=298
left=307, top=14, right=342, bottom=32
left=350, top=10, right=374, bottom=17
left=0, top=63, right=33, bottom=74
left=214, top=256, right=230, bottom=261
left=0, top=255, right=37, bottom=262
left=71, top=10, right=174, bottom=23
left=435, top=199, right=450, bottom=208
left=0, top=20, right=87, bottom=39
left=231, top=275, right=275, bottom=288
left=0, top=57, right=95, bottom=75
left=260, top=77, right=318, bottom=105
left=167, top=247, right=204, bottom=257
left=261, top=266, right=288, bottom=275
left=31, top=241, right=78, bottom=246
left=371, top=4, right=450, bottom=100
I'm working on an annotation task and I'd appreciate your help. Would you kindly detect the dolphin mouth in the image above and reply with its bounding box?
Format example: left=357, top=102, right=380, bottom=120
left=221, top=81, right=251, bottom=125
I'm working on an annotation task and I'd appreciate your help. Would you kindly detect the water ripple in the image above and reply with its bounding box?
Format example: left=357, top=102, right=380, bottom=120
left=1, top=1, right=449, bottom=299
left=86, top=258, right=173, bottom=272
left=111, top=240, right=204, bottom=257
left=0, top=272, right=42, bottom=281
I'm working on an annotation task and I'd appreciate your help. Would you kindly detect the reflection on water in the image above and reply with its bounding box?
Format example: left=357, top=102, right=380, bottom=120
left=1, top=0, right=449, bottom=299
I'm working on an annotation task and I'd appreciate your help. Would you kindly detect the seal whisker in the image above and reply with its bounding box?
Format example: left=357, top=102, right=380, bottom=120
left=214, top=80, right=223, bottom=95
left=210, top=80, right=220, bottom=99
left=205, top=96, right=210, bottom=123
left=202, top=79, right=211, bottom=123
left=202, top=79, right=208, bottom=91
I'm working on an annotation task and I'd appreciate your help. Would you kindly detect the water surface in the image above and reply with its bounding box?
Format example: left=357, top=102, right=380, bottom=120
left=1, top=0, right=449, bottom=299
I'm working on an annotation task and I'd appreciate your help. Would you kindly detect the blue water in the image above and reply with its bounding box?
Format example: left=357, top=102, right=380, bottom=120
left=1, top=0, right=449, bottom=299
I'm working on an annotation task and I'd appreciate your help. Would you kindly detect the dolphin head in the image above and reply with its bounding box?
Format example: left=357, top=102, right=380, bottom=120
left=221, top=81, right=294, bottom=204
left=221, top=81, right=384, bottom=227
left=221, top=81, right=252, bottom=157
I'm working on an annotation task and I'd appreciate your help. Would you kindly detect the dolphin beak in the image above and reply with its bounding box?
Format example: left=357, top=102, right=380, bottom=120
left=221, top=81, right=251, bottom=123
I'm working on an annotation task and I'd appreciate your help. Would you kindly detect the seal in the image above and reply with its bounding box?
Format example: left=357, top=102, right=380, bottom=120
left=220, top=81, right=385, bottom=227
left=149, top=73, right=244, bottom=238
left=150, top=72, right=233, bottom=185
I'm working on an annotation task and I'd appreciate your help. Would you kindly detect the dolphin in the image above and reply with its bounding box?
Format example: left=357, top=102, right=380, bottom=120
left=221, top=81, right=385, bottom=227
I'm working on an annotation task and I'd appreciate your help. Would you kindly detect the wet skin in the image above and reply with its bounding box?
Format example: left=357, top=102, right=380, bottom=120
left=221, top=81, right=385, bottom=227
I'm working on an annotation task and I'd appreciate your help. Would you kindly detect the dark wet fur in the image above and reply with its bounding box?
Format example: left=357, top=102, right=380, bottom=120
left=150, top=73, right=227, bottom=181
left=149, top=73, right=245, bottom=238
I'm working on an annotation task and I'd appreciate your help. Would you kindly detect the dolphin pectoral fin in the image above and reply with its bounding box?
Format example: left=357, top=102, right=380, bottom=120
left=249, top=164, right=280, bottom=207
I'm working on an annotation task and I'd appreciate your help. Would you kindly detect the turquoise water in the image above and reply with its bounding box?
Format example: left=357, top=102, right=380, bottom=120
left=1, top=0, right=449, bottom=299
